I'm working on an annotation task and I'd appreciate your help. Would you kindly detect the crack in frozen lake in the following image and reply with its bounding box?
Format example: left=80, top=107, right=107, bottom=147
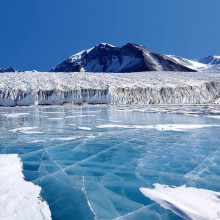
left=0, top=105, right=220, bottom=219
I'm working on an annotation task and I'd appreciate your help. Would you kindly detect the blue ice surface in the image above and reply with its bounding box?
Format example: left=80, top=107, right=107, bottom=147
left=0, top=105, right=220, bottom=220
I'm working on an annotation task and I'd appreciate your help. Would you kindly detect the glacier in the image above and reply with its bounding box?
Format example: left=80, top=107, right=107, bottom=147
left=0, top=71, right=220, bottom=106
left=1, top=105, right=220, bottom=219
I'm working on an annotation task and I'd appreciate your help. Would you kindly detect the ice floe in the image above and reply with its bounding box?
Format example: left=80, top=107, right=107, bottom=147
left=140, top=184, right=220, bottom=220
left=0, top=154, right=51, bottom=220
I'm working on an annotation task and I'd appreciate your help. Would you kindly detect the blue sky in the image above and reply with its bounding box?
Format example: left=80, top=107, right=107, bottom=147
left=0, top=0, right=220, bottom=71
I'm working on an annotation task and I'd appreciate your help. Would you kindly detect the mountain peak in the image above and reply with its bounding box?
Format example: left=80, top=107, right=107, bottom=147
left=95, top=43, right=115, bottom=48
left=50, top=43, right=196, bottom=73
left=197, top=55, right=220, bottom=65
left=213, top=55, right=220, bottom=59
left=124, top=43, right=138, bottom=47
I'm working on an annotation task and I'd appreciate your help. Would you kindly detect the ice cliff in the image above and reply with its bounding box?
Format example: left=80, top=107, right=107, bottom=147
left=0, top=72, right=220, bottom=106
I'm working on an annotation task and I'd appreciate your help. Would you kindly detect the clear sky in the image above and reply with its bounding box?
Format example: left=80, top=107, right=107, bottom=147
left=0, top=0, right=220, bottom=71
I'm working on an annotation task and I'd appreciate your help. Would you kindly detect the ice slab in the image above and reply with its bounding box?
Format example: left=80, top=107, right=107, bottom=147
left=140, top=184, right=220, bottom=220
left=0, top=154, right=51, bottom=220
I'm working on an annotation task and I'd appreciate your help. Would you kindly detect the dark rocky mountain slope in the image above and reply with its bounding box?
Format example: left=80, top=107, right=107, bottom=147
left=51, top=43, right=196, bottom=73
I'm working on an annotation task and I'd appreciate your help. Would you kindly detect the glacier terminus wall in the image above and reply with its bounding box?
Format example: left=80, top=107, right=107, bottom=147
left=0, top=71, right=220, bottom=106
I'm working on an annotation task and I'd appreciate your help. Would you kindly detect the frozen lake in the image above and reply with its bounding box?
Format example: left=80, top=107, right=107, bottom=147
left=0, top=105, right=220, bottom=219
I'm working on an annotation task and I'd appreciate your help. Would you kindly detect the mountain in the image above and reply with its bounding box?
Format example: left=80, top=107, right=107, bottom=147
left=196, top=55, right=220, bottom=65
left=50, top=43, right=196, bottom=73
left=0, top=67, right=20, bottom=73
left=167, top=55, right=208, bottom=71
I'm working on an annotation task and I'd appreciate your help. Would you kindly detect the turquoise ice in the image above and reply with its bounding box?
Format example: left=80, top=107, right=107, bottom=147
left=0, top=105, right=220, bottom=220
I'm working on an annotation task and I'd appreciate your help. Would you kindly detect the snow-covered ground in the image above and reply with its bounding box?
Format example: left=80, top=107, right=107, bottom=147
left=0, top=154, right=51, bottom=220
left=0, top=71, right=220, bottom=106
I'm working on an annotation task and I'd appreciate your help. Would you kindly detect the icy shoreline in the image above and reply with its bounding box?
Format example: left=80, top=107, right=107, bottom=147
left=0, top=71, right=220, bottom=106
left=0, top=154, right=51, bottom=220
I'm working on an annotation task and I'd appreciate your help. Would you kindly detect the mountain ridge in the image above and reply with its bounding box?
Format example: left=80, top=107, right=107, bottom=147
left=196, top=55, right=220, bottom=65
left=0, top=67, right=20, bottom=73
left=1, top=44, right=220, bottom=73
left=50, top=43, right=197, bottom=73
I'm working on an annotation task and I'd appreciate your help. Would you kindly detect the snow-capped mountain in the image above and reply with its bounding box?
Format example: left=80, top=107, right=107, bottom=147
left=0, top=67, right=20, bottom=73
left=197, top=55, right=220, bottom=65
left=166, top=55, right=208, bottom=72
left=50, top=43, right=196, bottom=73
left=166, top=55, right=220, bottom=72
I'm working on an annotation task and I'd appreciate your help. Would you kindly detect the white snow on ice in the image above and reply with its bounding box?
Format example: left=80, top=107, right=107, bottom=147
left=140, top=184, right=220, bottom=220
left=78, top=127, right=92, bottom=131
left=47, top=117, right=63, bottom=120
left=3, top=113, right=30, bottom=118
left=65, top=115, right=96, bottom=118
left=0, top=154, right=51, bottom=220
left=9, top=127, right=43, bottom=134
left=69, top=123, right=76, bottom=126
left=27, top=140, right=46, bottom=144
left=207, top=115, right=220, bottom=119
left=144, top=124, right=220, bottom=131
left=50, top=137, right=76, bottom=141
left=97, top=124, right=220, bottom=131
